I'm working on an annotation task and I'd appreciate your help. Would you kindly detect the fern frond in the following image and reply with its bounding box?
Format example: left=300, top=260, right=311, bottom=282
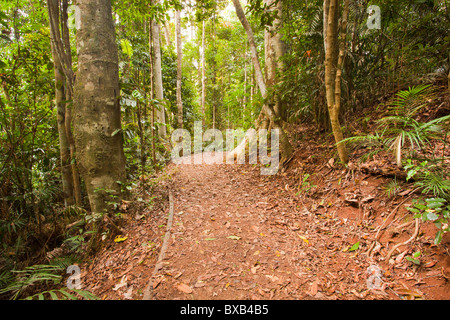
left=24, top=288, right=99, bottom=300
left=0, top=264, right=63, bottom=299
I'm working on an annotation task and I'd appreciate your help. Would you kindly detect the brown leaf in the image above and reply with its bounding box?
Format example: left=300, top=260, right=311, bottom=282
left=310, top=280, right=319, bottom=296
left=176, top=283, right=193, bottom=294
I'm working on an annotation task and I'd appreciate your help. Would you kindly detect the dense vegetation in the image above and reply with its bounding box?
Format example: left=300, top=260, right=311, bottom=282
left=0, top=0, right=448, bottom=299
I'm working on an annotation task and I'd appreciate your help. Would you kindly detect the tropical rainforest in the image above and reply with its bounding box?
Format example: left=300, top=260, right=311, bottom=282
left=0, top=0, right=449, bottom=301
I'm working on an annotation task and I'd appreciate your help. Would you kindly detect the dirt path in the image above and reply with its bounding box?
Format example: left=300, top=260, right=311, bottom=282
left=81, top=152, right=450, bottom=300
left=145, top=153, right=390, bottom=300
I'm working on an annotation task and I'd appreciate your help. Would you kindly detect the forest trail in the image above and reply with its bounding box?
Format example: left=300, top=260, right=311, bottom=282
left=81, top=151, right=450, bottom=300
left=146, top=153, right=387, bottom=299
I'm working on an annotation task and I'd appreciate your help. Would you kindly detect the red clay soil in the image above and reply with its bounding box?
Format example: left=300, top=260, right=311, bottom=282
left=80, top=147, right=450, bottom=300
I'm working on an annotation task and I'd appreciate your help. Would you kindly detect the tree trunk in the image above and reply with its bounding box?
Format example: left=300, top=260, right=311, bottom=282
left=47, top=0, right=74, bottom=207
left=73, top=0, right=127, bottom=215
left=231, top=0, right=292, bottom=164
left=61, top=0, right=82, bottom=206
left=264, top=0, right=286, bottom=120
left=151, top=0, right=167, bottom=138
left=149, top=17, right=157, bottom=165
left=324, top=0, right=349, bottom=164
left=175, top=9, right=183, bottom=129
left=164, top=20, right=171, bottom=48
left=201, top=20, right=206, bottom=126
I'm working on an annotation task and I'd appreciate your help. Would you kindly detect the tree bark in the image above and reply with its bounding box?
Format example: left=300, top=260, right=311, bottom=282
left=47, top=0, right=74, bottom=207
left=175, top=9, right=183, bottom=129
left=73, top=0, right=127, bottom=215
left=151, top=0, right=167, bottom=138
left=264, top=0, right=286, bottom=120
left=201, top=20, right=206, bottom=126
left=164, top=20, right=171, bottom=48
left=231, top=0, right=292, bottom=164
left=61, top=0, right=82, bottom=206
left=149, top=17, right=157, bottom=165
left=324, top=0, right=349, bottom=164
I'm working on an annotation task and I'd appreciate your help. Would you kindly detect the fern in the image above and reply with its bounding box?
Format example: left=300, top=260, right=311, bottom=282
left=417, top=171, right=450, bottom=200
left=388, top=84, right=435, bottom=117
left=0, top=264, right=63, bottom=299
left=383, top=178, right=401, bottom=198
left=24, top=288, right=99, bottom=300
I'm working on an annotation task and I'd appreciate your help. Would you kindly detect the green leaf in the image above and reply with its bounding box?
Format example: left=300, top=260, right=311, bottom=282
left=434, top=230, right=443, bottom=245
left=348, top=241, right=360, bottom=252
left=111, top=129, right=122, bottom=137
left=204, top=238, right=216, bottom=241
left=406, top=256, right=420, bottom=265
left=226, top=235, right=241, bottom=240
left=426, top=211, right=439, bottom=221
left=120, top=39, right=133, bottom=58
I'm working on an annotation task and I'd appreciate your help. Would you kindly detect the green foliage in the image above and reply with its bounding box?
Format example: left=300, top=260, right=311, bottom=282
left=0, top=264, right=63, bottom=299
left=296, top=173, right=316, bottom=194
left=24, top=288, right=99, bottom=300
left=383, top=178, right=401, bottom=198
left=406, top=251, right=422, bottom=265
left=407, top=198, right=450, bottom=244
left=405, top=160, right=450, bottom=200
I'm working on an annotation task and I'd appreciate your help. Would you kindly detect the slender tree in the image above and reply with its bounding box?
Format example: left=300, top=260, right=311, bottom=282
left=47, top=0, right=82, bottom=206
left=201, top=20, right=206, bottom=126
left=151, top=0, right=167, bottom=138
left=73, top=0, right=127, bottom=215
left=48, top=0, right=74, bottom=207
left=176, top=9, right=183, bottom=129
left=323, top=0, right=349, bottom=164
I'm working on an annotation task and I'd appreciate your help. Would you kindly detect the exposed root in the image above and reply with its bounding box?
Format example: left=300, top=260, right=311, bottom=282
left=143, top=190, right=174, bottom=300
left=385, top=218, right=420, bottom=262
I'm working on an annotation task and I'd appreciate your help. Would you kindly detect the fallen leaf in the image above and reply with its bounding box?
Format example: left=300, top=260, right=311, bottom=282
left=123, top=286, right=133, bottom=299
left=251, top=266, right=260, bottom=274
left=176, top=283, right=193, bottom=294
left=395, top=288, right=423, bottom=298
left=265, top=275, right=279, bottom=282
left=310, top=280, right=319, bottom=296
left=114, top=235, right=128, bottom=243
left=348, top=241, right=360, bottom=252
left=424, top=260, right=437, bottom=268
left=227, top=235, right=241, bottom=240
left=298, top=234, right=309, bottom=244
left=204, top=237, right=217, bottom=241
left=113, top=275, right=127, bottom=291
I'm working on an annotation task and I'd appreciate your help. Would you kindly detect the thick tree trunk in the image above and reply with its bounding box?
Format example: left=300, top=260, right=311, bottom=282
left=175, top=9, right=183, bottom=129
left=73, top=0, right=127, bottom=215
left=231, top=0, right=292, bottom=165
left=264, top=0, right=286, bottom=120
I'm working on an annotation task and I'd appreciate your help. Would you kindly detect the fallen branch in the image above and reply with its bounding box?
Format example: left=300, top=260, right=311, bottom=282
left=385, top=218, right=420, bottom=262
left=143, top=190, right=174, bottom=300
